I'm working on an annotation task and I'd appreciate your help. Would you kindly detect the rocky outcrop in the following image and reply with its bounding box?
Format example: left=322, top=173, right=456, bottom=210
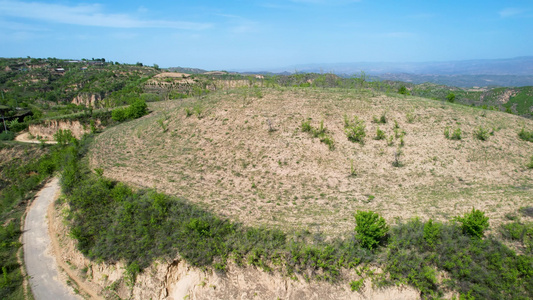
left=28, top=119, right=101, bottom=140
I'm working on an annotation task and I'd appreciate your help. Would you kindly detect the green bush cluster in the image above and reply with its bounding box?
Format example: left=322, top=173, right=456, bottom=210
left=372, top=112, right=387, bottom=124
left=301, top=119, right=335, bottom=150
left=111, top=99, right=148, bottom=122
left=375, top=127, right=386, bottom=140
left=384, top=216, right=533, bottom=299
left=354, top=210, right=389, bottom=250
left=474, top=126, right=490, bottom=141
left=398, top=86, right=409, bottom=95
left=519, top=128, right=533, bottom=142
left=444, top=127, right=462, bottom=140
left=0, top=131, right=15, bottom=141
left=501, top=220, right=533, bottom=254
left=456, top=207, right=489, bottom=239
left=446, top=93, right=456, bottom=103
left=344, top=115, right=366, bottom=144
left=527, top=156, right=533, bottom=169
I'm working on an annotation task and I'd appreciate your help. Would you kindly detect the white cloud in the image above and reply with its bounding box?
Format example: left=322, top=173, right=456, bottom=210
left=0, top=0, right=211, bottom=30
left=499, top=8, right=526, bottom=18
left=0, top=18, right=48, bottom=31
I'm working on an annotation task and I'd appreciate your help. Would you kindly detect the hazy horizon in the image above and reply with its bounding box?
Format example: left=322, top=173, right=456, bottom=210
left=1, top=0, right=532, bottom=70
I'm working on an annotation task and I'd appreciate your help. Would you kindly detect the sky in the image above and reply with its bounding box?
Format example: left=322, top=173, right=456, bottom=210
left=0, top=0, right=532, bottom=70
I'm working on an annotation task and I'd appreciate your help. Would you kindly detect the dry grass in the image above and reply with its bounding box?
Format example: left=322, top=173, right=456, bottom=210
left=89, top=87, right=533, bottom=236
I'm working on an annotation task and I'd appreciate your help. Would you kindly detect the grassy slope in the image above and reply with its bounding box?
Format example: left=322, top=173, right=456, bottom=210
left=89, top=87, right=533, bottom=236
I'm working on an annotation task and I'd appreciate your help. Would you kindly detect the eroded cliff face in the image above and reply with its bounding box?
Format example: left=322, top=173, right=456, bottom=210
left=49, top=203, right=420, bottom=300
left=72, top=93, right=107, bottom=108
left=29, top=119, right=101, bottom=140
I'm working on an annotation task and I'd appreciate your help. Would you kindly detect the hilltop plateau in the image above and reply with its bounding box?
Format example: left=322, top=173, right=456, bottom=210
left=90, top=87, right=533, bottom=235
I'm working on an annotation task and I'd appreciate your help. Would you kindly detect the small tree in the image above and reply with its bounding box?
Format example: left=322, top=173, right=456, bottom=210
left=446, top=92, right=456, bottom=103
left=456, top=207, right=489, bottom=239
left=354, top=210, right=389, bottom=249
left=398, top=86, right=409, bottom=95
left=111, top=108, right=127, bottom=122
left=53, top=129, right=76, bottom=145
left=126, top=99, right=148, bottom=119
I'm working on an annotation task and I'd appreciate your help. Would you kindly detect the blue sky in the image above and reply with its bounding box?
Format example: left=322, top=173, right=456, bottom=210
left=1, top=0, right=532, bottom=70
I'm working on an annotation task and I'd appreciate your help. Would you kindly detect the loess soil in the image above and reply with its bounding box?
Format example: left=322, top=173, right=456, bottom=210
left=89, top=87, right=533, bottom=236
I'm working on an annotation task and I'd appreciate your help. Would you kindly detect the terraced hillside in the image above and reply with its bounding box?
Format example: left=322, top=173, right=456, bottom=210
left=90, top=87, right=533, bottom=236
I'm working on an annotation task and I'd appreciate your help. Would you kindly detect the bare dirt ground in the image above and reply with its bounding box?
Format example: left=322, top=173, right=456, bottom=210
left=89, top=88, right=533, bottom=236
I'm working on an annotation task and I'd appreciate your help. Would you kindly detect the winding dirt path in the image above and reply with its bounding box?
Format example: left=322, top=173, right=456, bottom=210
left=23, top=178, right=101, bottom=299
left=23, top=178, right=80, bottom=299
left=15, top=132, right=57, bottom=144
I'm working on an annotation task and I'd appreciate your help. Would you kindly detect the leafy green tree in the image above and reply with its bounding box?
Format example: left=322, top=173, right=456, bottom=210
left=126, top=99, right=148, bottom=119
left=111, top=108, right=127, bottom=122
left=398, top=86, right=409, bottom=95
left=456, top=208, right=489, bottom=239
left=354, top=210, right=389, bottom=249
left=53, top=129, right=76, bottom=145
left=446, top=92, right=456, bottom=103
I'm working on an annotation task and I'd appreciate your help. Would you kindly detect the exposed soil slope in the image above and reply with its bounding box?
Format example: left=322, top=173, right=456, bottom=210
left=90, top=88, right=533, bottom=235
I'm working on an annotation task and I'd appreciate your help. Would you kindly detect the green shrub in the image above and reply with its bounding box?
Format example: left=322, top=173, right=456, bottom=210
left=126, top=99, right=148, bottom=119
left=519, top=128, right=533, bottom=142
left=527, top=156, right=533, bottom=169
left=445, top=127, right=462, bottom=140
left=111, top=108, right=127, bottom=122
left=423, top=219, right=441, bottom=248
left=344, top=116, right=366, bottom=144
left=372, top=113, right=387, bottom=124
left=0, top=131, right=15, bottom=141
left=452, top=128, right=462, bottom=140
left=302, top=120, right=334, bottom=150
left=392, top=149, right=403, bottom=167
left=446, top=93, right=456, bottom=103
left=350, top=278, right=364, bottom=291
left=474, top=126, right=490, bottom=141
left=111, top=99, right=148, bottom=122
left=301, top=120, right=312, bottom=132
left=354, top=210, right=389, bottom=249
left=456, top=208, right=489, bottom=239
left=375, top=127, right=386, bottom=140
left=350, top=160, right=357, bottom=177
left=320, top=135, right=335, bottom=150
left=193, top=104, right=203, bottom=118
left=398, top=86, right=409, bottom=95
left=184, top=107, right=193, bottom=117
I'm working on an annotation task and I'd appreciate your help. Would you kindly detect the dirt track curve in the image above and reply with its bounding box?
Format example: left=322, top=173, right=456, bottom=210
left=23, top=178, right=81, bottom=300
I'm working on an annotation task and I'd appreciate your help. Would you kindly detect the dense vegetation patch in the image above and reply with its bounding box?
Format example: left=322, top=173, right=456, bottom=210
left=0, top=142, right=61, bottom=299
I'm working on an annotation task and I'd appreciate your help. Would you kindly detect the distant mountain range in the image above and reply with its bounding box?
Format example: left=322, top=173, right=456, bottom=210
left=263, top=56, right=533, bottom=76
left=169, top=57, right=533, bottom=87
left=231, top=57, right=533, bottom=87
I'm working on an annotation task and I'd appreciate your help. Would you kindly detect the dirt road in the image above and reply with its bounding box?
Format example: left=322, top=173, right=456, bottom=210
left=15, top=132, right=57, bottom=144
left=23, top=177, right=81, bottom=300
